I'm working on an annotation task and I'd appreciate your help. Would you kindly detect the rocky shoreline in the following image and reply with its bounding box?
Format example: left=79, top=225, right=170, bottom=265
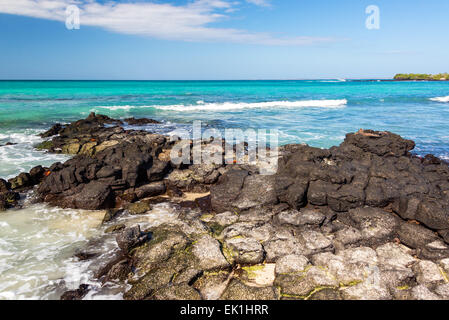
left=1, top=113, right=449, bottom=300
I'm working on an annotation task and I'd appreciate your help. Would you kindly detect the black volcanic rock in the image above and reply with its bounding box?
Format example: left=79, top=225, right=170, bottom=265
left=124, top=117, right=161, bottom=125
left=60, top=284, right=90, bottom=300
left=40, top=123, right=63, bottom=138
left=116, top=225, right=151, bottom=255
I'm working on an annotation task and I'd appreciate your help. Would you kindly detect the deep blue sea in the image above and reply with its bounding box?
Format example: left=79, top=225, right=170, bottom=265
left=1, top=80, right=448, bottom=178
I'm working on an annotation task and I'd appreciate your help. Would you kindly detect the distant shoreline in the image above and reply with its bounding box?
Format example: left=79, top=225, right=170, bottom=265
left=394, top=73, right=449, bottom=81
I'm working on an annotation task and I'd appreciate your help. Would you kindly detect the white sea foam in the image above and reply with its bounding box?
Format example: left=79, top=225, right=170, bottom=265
left=97, top=105, right=134, bottom=111
left=0, top=130, right=70, bottom=179
left=430, top=96, right=449, bottom=103
left=0, top=221, right=9, bottom=228
left=0, top=201, right=183, bottom=300
left=94, top=99, right=348, bottom=113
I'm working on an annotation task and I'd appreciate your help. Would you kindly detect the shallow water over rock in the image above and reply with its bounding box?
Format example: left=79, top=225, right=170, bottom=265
left=0, top=201, right=178, bottom=300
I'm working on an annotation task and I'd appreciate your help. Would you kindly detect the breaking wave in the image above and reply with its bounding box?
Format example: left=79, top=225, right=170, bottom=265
left=95, top=99, right=348, bottom=112
left=430, top=96, right=449, bottom=103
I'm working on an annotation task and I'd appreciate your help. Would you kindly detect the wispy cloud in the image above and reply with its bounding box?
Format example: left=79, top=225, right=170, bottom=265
left=0, top=0, right=335, bottom=46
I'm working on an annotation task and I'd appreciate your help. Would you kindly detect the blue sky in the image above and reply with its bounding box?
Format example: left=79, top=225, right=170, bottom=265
left=0, top=0, right=448, bottom=80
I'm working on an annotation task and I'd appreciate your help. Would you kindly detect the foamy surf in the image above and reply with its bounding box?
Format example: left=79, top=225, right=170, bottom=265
left=155, top=99, right=348, bottom=111
left=95, top=99, right=348, bottom=112
left=0, top=130, right=70, bottom=179
left=430, top=96, right=449, bottom=103
left=0, top=202, right=179, bottom=300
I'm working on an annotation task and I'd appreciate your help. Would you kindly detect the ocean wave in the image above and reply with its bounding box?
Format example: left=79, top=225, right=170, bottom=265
left=0, top=130, right=70, bottom=179
left=95, top=105, right=135, bottom=111
left=318, top=79, right=346, bottom=83
left=95, top=99, right=348, bottom=112
left=155, top=99, right=348, bottom=111
left=430, top=96, right=449, bottom=103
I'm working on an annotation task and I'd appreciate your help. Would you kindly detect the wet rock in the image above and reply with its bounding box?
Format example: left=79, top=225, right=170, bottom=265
left=127, top=201, right=151, bottom=215
left=130, top=227, right=189, bottom=276
left=40, top=123, right=63, bottom=138
left=60, top=284, right=89, bottom=300
left=0, top=142, right=17, bottom=147
left=29, top=165, right=47, bottom=184
left=104, top=224, right=126, bottom=234
left=75, top=181, right=115, bottom=210
left=0, top=191, right=20, bottom=211
left=74, top=251, right=98, bottom=261
left=102, top=208, right=123, bottom=223
left=116, top=225, right=151, bottom=255
left=105, top=259, right=132, bottom=282
left=0, top=179, right=10, bottom=193
left=125, top=117, right=161, bottom=125
left=8, top=172, right=31, bottom=190
left=124, top=249, right=197, bottom=300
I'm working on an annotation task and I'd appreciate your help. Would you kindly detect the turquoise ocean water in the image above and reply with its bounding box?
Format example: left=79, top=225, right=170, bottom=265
left=1, top=80, right=448, bottom=178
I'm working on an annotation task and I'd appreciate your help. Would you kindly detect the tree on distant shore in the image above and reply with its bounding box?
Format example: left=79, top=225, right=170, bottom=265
left=394, top=73, right=449, bottom=80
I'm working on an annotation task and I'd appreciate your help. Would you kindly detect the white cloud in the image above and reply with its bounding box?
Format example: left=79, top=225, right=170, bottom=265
left=0, top=0, right=335, bottom=46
